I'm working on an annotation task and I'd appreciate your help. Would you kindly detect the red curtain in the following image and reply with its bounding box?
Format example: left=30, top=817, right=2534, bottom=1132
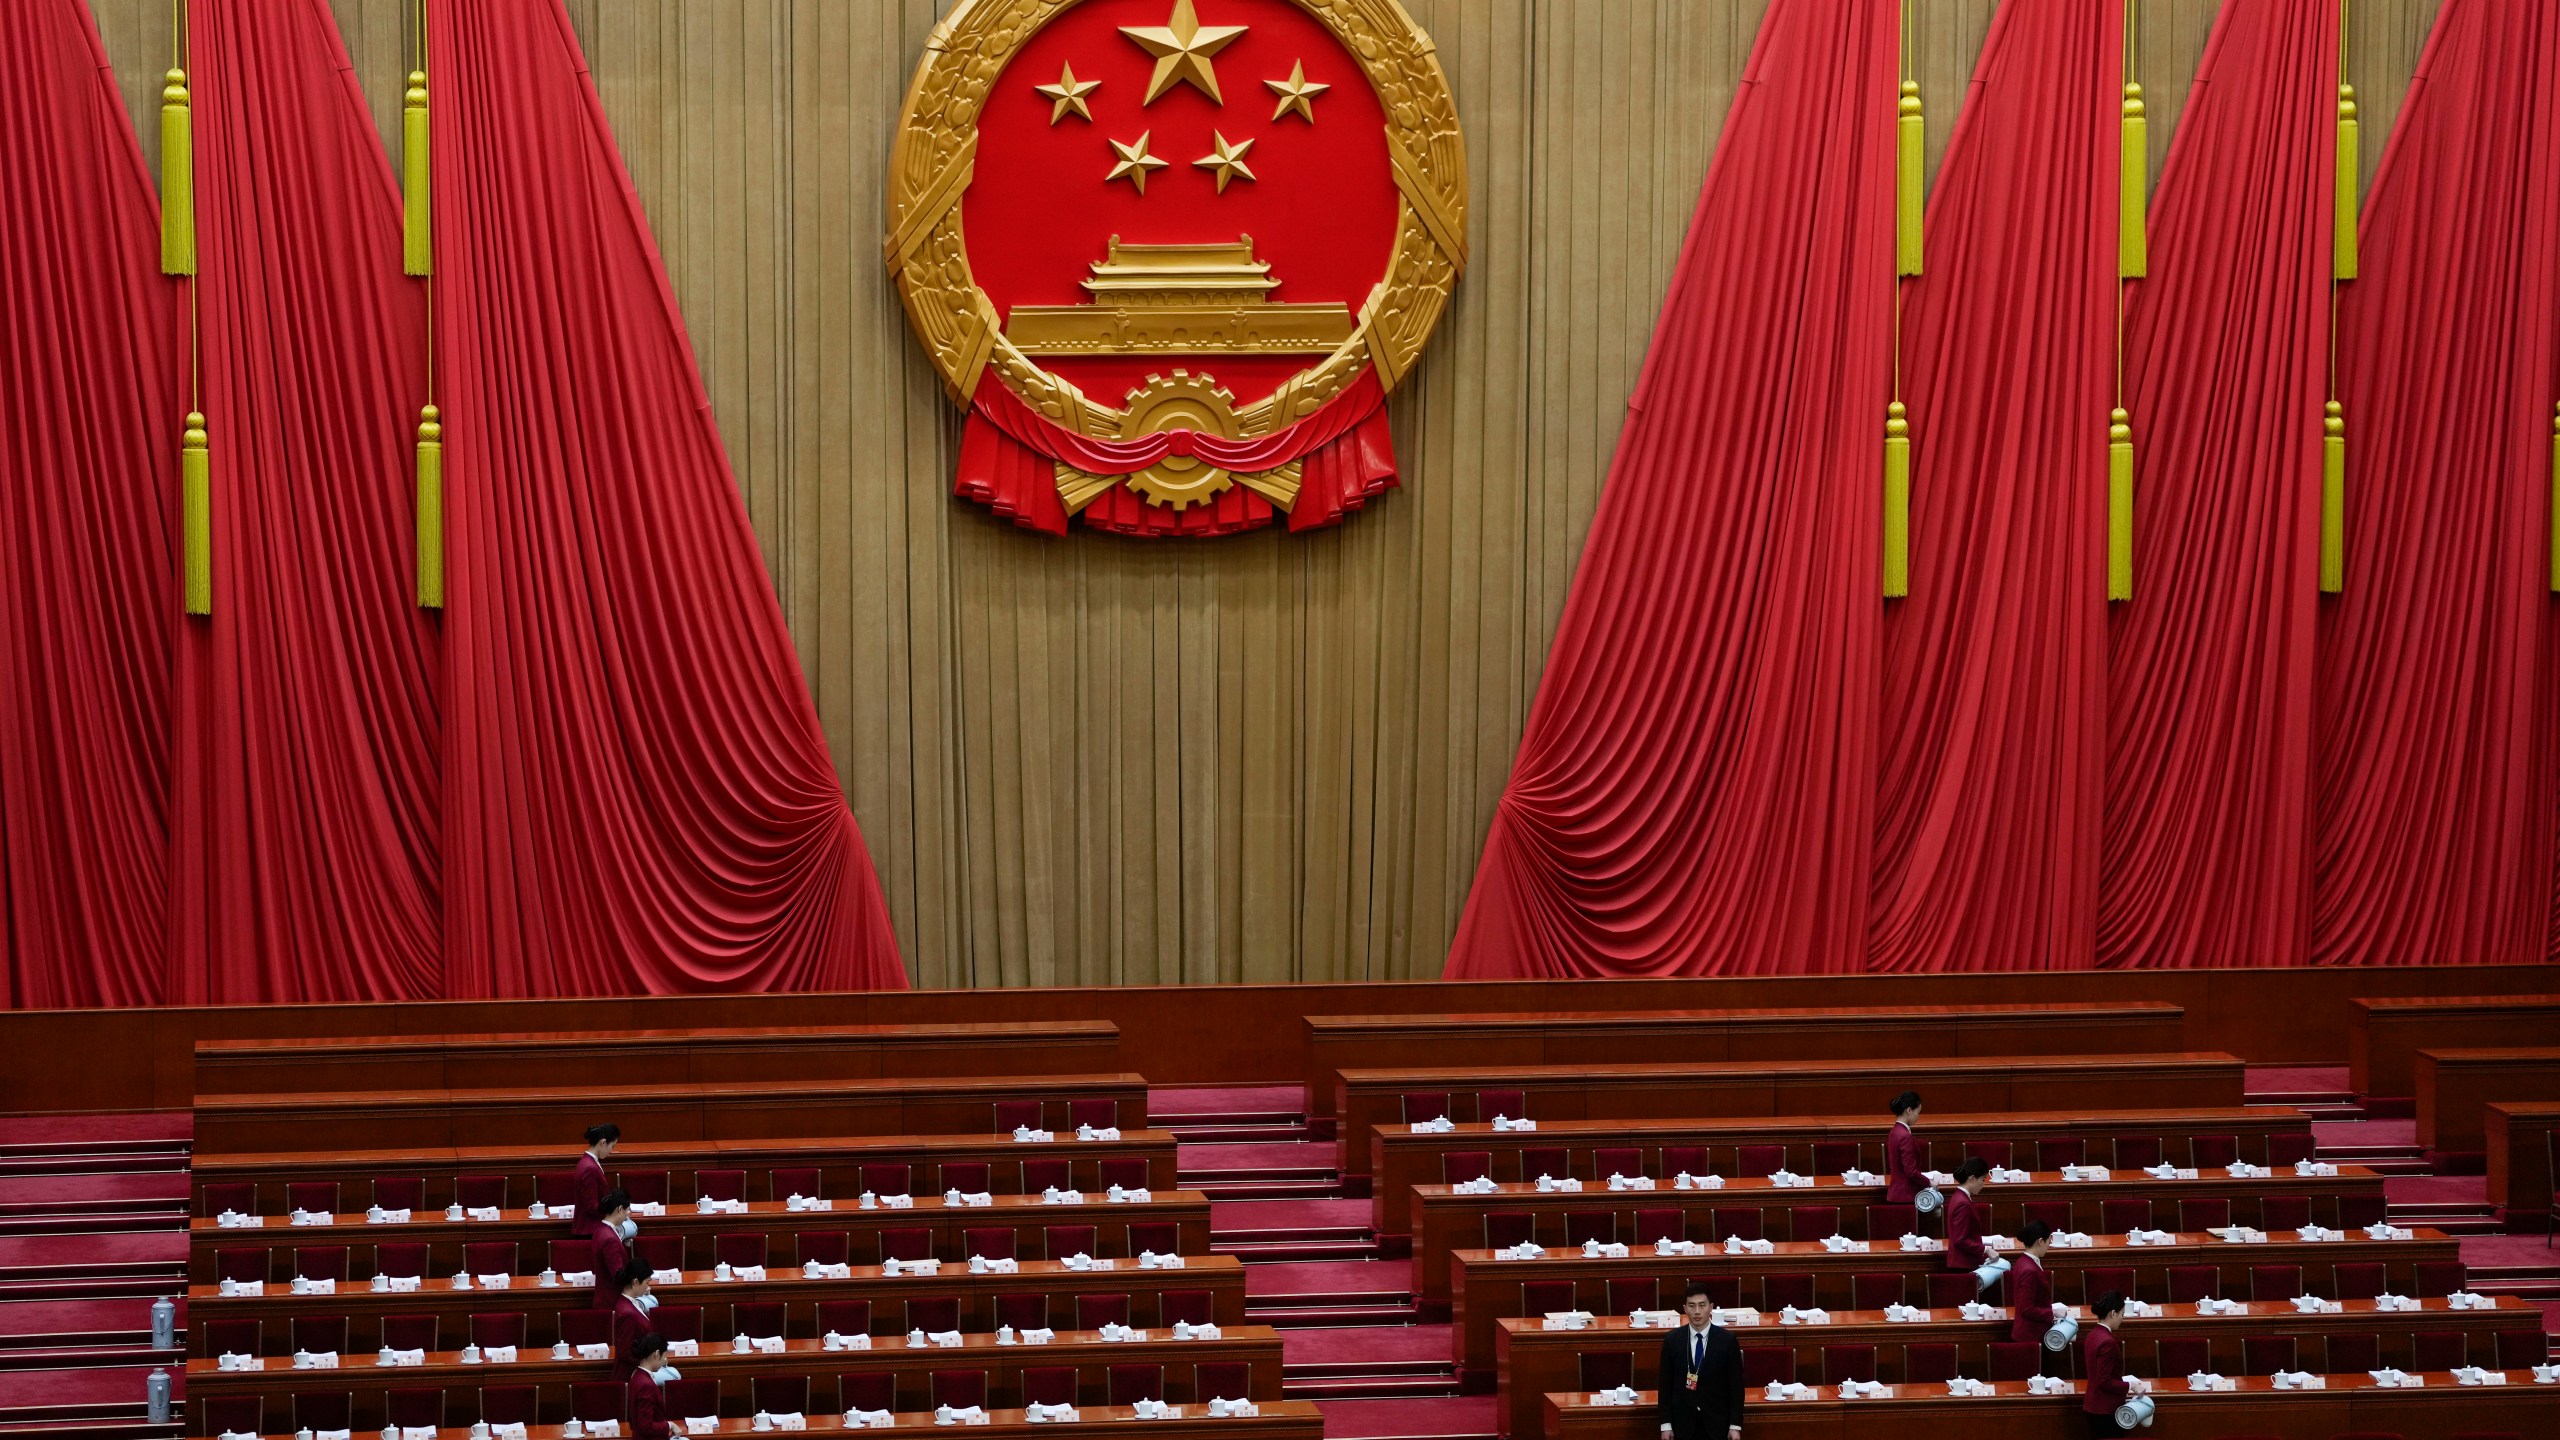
left=2101, top=0, right=2338, bottom=968
left=1870, top=0, right=2120, bottom=973
left=0, top=0, right=177, bottom=1008
left=430, top=0, right=906, bottom=994
left=2316, top=0, right=2560, bottom=967
left=172, top=0, right=443, bottom=1004
left=1444, top=0, right=1897, bottom=978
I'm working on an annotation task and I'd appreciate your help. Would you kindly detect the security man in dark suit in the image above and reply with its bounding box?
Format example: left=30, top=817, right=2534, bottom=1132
left=1656, top=1280, right=1744, bottom=1440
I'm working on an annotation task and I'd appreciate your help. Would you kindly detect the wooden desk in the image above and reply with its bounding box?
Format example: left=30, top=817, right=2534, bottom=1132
left=188, top=1256, right=1247, bottom=1356
left=1366, top=1108, right=2313, bottom=1234
left=2417, top=1046, right=2560, bottom=1152
left=194, top=1022, right=1122, bottom=1096
left=190, top=1193, right=1213, bottom=1285
left=2485, top=1100, right=2560, bottom=1226
left=194, top=1132, right=1180, bottom=1215
left=1446, top=1230, right=2460, bottom=1375
left=1494, top=1300, right=2539, bottom=1440
left=1335, top=1053, right=2246, bottom=1185
left=1304, top=1005, right=2185, bottom=1131
left=1410, top=1167, right=2385, bottom=1304
left=184, top=1326, right=1283, bottom=1434
left=1541, top=1372, right=2560, bottom=1440
left=195, top=1075, right=1150, bottom=1154
left=185, top=1403, right=1326, bottom=1439
left=2349, top=995, right=2560, bottom=1098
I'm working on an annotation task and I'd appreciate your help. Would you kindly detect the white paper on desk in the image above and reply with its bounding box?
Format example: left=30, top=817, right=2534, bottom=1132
left=1042, top=1188, right=1088, bottom=1207
left=1171, top=1320, right=1223, bottom=1340
left=1024, top=1403, right=1080, bottom=1423
left=1139, top=1251, right=1185, bottom=1268
left=968, top=1255, right=1019, bottom=1274
left=2371, top=1293, right=2417, bottom=1312
left=2059, top=1166, right=2111, bottom=1182
left=216, top=1211, right=262, bottom=1228
left=683, top=1418, right=719, bottom=1435
left=786, top=1194, right=833, bottom=1212
left=400, top=1428, right=437, bottom=1440
left=2365, top=1222, right=2415, bottom=1241
left=482, top=1345, right=517, bottom=1364
left=216, top=1352, right=262, bottom=1371
left=1586, top=1386, right=1639, bottom=1406
left=1605, top=1174, right=1654, bottom=1191
left=1076, top=1124, right=1123, bottom=1142
left=1673, top=1172, right=1724, bottom=1190
left=1987, top=1168, right=2030, bottom=1184
left=934, top=1404, right=990, bottom=1426
left=1762, top=1382, right=1817, bottom=1401
left=1957, top=1301, right=1998, bottom=1321
left=1205, top=1399, right=1258, bottom=1417
left=376, top=1348, right=424, bottom=1367
left=1534, top=1175, right=1582, bottom=1193
left=2293, top=1159, right=2338, bottom=1176
left=217, top=1279, right=264, bottom=1296
left=1778, top=1306, right=1830, bottom=1325
left=561, top=1269, right=597, bottom=1287
left=1107, top=1185, right=1153, bottom=1204
left=1711, top=1308, right=1761, bottom=1326
left=823, top=1331, right=872, bottom=1351
left=2453, top=1366, right=2508, bottom=1386
left=465, top=1206, right=502, bottom=1222
left=663, top=1339, right=697, bottom=1357
left=650, top=1267, right=683, bottom=1285
left=1019, top=1327, right=1056, bottom=1345
left=2124, top=1229, right=2175, bottom=1246
left=1059, top=1253, right=1109, bottom=1271
left=1496, top=1242, right=1544, bottom=1260
left=1819, top=1235, right=1868, bottom=1253
left=2446, top=1290, right=2494, bottom=1309
left=1944, top=1377, right=1995, bottom=1396
left=2290, top=1295, right=2340, bottom=1314
left=1841, top=1169, right=1882, bottom=1186
left=734, top=1266, right=768, bottom=1282
left=2024, top=1375, right=2072, bottom=1396
left=2225, top=1161, right=2272, bottom=1178
left=2270, top=1371, right=2323, bottom=1389
left=1839, top=1380, right=1891, bottom=1398
left=928, top=1330, right=964, bottom=1348
left=1579, top=1239, right=1629, bottom=1258
left=1455, top=1176, right=1499, bottom=1195
left=1628, top=1309, right=1678, bottom=1328
left=574, top=1342, right=610, bottom=1360
left=1883, top=1304, right=1930, bottom=1323
left=1767, top=1170, right=1813, bottom=1188
left=1539, top=1310, right=1593, bottom=1331
left=2368, top=1368, right=2421, bottom=1387
left=291, top=1350, right=341, bottom=1369
left=291, top=1209, right=335, bottom=1226
left=1015, top=1126, right=1056, bottom=1143
left=845, top=1410, right=896, bottom=1428
left=1411, top=1117, right=1454, bottom=1134
left=1899, top=1234, right=1944, bottom=1252
left=1653, top=1239, right=1704, bottom=1256
left=805, top=1261, right=852, bottom=1280
left=1491, top=1116, right=1536, bottom=1132
left=2186, top=1372, right=2234, bottom=1391
left=290, top=1277, right=336, bottom=1295
left=587, top=1422, right=622, bottom=1436
left=474, top=1273, right=511, bottom=1290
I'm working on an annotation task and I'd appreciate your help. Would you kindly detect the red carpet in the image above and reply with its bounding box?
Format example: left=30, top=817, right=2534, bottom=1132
left=2460, top=1232, right=2560, bottom=1269
left=2386, top=1174, right=2490, bottom=1204
left=1151, top=1085, right=1306, bottom=1117
left=2245, top=1065, right=2350, bottom=1094
left=1317, top=1396, right=1497, bottom=1439
left=0, top=1173, right=189, bottom=1207
left=0, top=1112, right=190, bottom=1148
left=1214, top=1198, right=1374, bottom=1236
left=0, top=1231, right=184, bottom=1271
left=0, top=1362, right=185, bottom=1416
left=1247, top=1259, right=1413, bottom=1300
left=0, top=1297, right=172, bottom=1338
left=1181, top=1141, right=1335, bottom=1173
left=2316, top=1117, right=2417, bottom=1147
left=1283, top=1325, right=1454, bottom=1366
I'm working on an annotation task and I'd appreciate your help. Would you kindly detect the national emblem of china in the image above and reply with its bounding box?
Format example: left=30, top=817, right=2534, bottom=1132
left=886, top=0, right=1466, bottom=536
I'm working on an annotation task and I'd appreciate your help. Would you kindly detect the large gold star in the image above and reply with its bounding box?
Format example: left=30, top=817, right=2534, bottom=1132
left=1119, top=0, right=1248, bottom=106
left=1265, top=60, right=1329, bottom=123
left=1104, top=131, right=1171, bottom=194
left=1192, top=131, right=1257, bottom=193
left=1034, top=62, right=1100, bottom=124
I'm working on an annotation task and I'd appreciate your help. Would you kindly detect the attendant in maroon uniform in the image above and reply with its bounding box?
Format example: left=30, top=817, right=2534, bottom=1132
left=2079, top=1291, right=2133, bottom=1435
left=609, top=1260, right=658, bottom=1381
left=1883, top=1091, right=1931, bottom=1205
left=589, top=1190, right=633, bottom=1311
left=627, top=1333, right=672, bottom=1439
left=2007, top=1221, right=2056, bottom=1348
left=1942, top=1157, right=2008, bottom=1290
left=573, top=1123, right=620, bottom=1231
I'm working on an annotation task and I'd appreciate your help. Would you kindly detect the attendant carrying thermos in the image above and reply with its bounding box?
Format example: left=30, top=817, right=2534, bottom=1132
left=573, top=1123, right=621, bottom=1232
left=2080, top=1291, right=2151, bottom=1434
left=589, top=1189, right=633, bottom=1311
left=626, top=1333, right=673, bottom=1439
left=610, top=1261, right=658, bottom=1381
left=1942, top=1157, right=2010, bottom=1292
left=2008, top=1221, right=2062, bottom=1351
left=1885, top=1091, right=1937, bottom=1213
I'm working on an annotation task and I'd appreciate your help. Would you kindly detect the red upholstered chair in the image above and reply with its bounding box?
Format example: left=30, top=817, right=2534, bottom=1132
left=1195, top=1360, right=1251, bottom=1401
left=379, top=1314, right=438, bottom=1353
left=715, top=1234, right=768, bottom=1270
left=2267, top=1132, right=2318, bottom=1166
left=930, top=1370, right=988, bottom=1409
left=907, top=1296, right=961, bottom=1334
left=963, top=1227, right=1015, bottom=1262
left=2099, top=1199, right=2151, bottom=1235
left=1097, top=1158, right=1150, bottom=1191
left=2154, top=1338, right=2210, bottom=1376
left=384, top=1388, right=443, bottom=1431
left=202, top=1182, right=257, bottom=1218
left=1789, top=1206, right=1841, bottom=1243
left=2328, top=1434, right=2405, bottom=1440
left=1685, top=1274, right=1742, bottom=1309
left=2020, top=1201, right=2073, bottom=1235
left=1484, top=1212, right=1534, bottom=1250
left=994, top=1293, right=1047, bottom=1331
left=840, top=1374, right=894, bottom=1415
left=2248, top=1264, right=2302, bottom=1302
left=816, top=1299, right=873, bottom=1338
left=1605, top=1277, right=1658, bottom=1315
left=1713, top=1207, right=1762, bottom=1243
left=559, top=1309, right=611, bottom=1348
left=480, top=1386, right=539, bottom=1428
left=2111, top=1136, right=2163, bottom=1170
left=1579, top=1351, right=1633, bottom=1390
left=1904, top=1343, right=1959, bottom=1384
left=1662, top=1146, right=1708, bottom=1178
left=289, top=1315, right=348, bottom=1357
left=1129, top=1222, right=1179, bottom=1257
left=285, top=1181, right=340, bottom=1215
left=1438, top=1150, right=1493, bottom=1187
left=2036, top=1138, right=2085, bottom=1171
left=653, top=1305, right=704, bottom=1344
left=2165, top=1266, right=2220, bottom=1304
left=617, top=1170, right=670, bottom=1207
left=2241, top=1334, right=2295, bottom=1376
left=553, top=1237, right=598, bottom=1277
left=1925, top=1272, right=1977, bottom=1308
left=1964, top=1141, right=2012, bottom=1170
left=1021, top=1158, right=1073, bottom=1194
left=2079, top=1267, right=2135, bottom=1305
left=797, top=1231, right=848, bottom=1268
left=1595, top=1147, right=1645, bottom=1181
left=2415, top=1260, right=2468, bottom=1297
left=1401, top=1093, right=1451, bottom=1125
left=995, top=1100, right=1045, bottom=1132
left=1160, top=1289, right=1214, bottom=1326
left=752, top=1375, right=810, bottom=1417
left=569, top=1380, right=626, bottom=1423
left=1521, top=1148, right=1572, bottom=1183
left=1735, top=1145, right=1785, bottom=1179
left=2413, top=1330, right=2469, bottom=1370
left=2325, top=1331, right=2380, bottom=1374
left=292, top=1393, right=354, bottom=1435
left=1762, top=1274, right=1816, bottom=1312
left=1045, top=1224, right=1098, bottom=1260
left=453, top=1175, right=506, bottom=1209
left=2448, top=1434, right=2525, bottom=1440
left=879, top=1226, right=932, bottom=1263
left=1868, top=1203, right=1917, bottom=1241
left=536, top=1172, right=579, bottom=1210
left=1522, top=1280, right=1577, bottom=1315
left=2178, top=1198, right=2232, bottom=1232
left=769, top=1167, right=821, bottom=1202
left=692, top=1168, right=747, bottom=1205
left=857, top=1163, right=911, bottom=1198
left=634, top=1233, right=683, bottom=1272
left=1812, top=1141, right=1862, bottom=1176
left=1851, top=1273, right=1905, bottom=1311
left=462, top=1240, right=519, bottom=1277
left=732, top=1301, right=785, bottom=1341
left=2189, top=1135, right=2239, bottom=1170
left=468, top=1312, right=526, bottom=1349
left=1822, top=1345, right=1879, bottom=1384
left=2338, top=1193, right=2389, bottom=1230
left=1074, top=1293, right=1131, bottom=1331
left=1068, top=1099, right=1120, bottom=1130
left=2495, top=1329, right=2549, bottom=1366
left=204, top=1397, right=262, bottom=1437
left=2259, top=1195, right=2311, bottom=1233
left=203, top=1318, right=261, bottom=1359
left=215, top=1247, right=269, bottom=1285
left=1740, top=1347, right=1794, bottom=1386
left=941, top=1162, right=991, bottom=1195
left=1021, top=1366, right=1078, bottom=1406
left=1564, top=1211, right=1616, bottom=1247
left=1476, top=1091, right=1527, bottom=1124
left=1985, top=1342, right=2040, bottom=1381
left=1107, top=1364, right=1165, bottom=1405
left=1635, top=1208, right=1685, bottom=1244
left=292, top=1246, right=349, bottom=1283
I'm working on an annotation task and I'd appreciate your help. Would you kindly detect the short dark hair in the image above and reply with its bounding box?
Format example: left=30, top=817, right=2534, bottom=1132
left=1952, top=1156, right=1989, bottom=1183
left=2090, top=1289, right=2126, bottom=1321
left=585, top=1123, right=621, bottom=1146
left=617, top=1258, right=653, bottom=1290
left=630, top=1331, right=667, bottom=1363
left=1889, top=1091, right=1923, bottom=1116
left=1682, top=1281, right=1715, bottom=1304
left=599, top=1187, right=631, bottom=1219
left=2016, top=1220, right=2052, bottom=1247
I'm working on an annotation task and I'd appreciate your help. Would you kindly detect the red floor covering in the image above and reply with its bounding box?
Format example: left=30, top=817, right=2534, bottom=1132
left=1150, top=1086, right=1307, bottom=1116
left=1211, top=1198, right=1374, bottom=1234
left=1282, top=1325, right=1453, bottom=1366
left=2386, top=1173, right=2491, bottom=1204
left=1245, top=1259, right=1414, bottom=1299
left=1317, top=1396, right=1498, bottom=1439
left=1179, top=1141, right=1336, bottom=1173
left=0, top=1231, right=185, bottom=1269
left=0, top=1172, right=190, bottom=1207
left=0, top=1112, right=191, bottom=1147
left=2316, top=1117, right=2418, bottom=1147
left=0, top=1296, right=170, bottom=1337
left=2245, top=1065, right=2351, bottom=1094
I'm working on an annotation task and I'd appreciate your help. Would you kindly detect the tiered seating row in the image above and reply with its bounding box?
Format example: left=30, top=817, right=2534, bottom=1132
left=2348, top=994, right=2560, bottom=1097
left=191, top=1401, right=1323, bottom=1439
left=2486, top=1099, right=2560, bottom=1225
left=2417, top=1045, right=2560, bottom=1151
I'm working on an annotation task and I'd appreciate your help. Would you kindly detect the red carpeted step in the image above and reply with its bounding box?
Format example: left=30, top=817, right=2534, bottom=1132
left=0, top=1298, right=173, bottom=1342
left=0, top=1174, right=190, bottom=1215
left=0, top=1361, right=182, bottom=1423
left=1315, top=1395, right=1498, bottom=1439
left=2387, top=1174, right=2490, bottom=1205
left=0, top=1113, right=192, bottom=1152
left=1215, top=1198, right=1374, bottom=1239
left=1151, top=1085, right=1307, bottom=1119
left=1284, top=1325, right=1454, bottom=1369
left=1248, top=1259, right=1413, bottom=1302
left=0, top=1231, right=186, bottom=1282
left=1181, top=1141, right=1335, bottom=1175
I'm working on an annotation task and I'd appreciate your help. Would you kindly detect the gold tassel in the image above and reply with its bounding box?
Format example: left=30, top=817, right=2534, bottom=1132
left=416, top=405, right=443, bottom=608
left=2335, top=83, right=2359, bottom=280
left=2120, top=83, right=2147, bottom=278
left=403, top=71, right=431, bottom=276
left=1895, top=82, right=1924, bottom=277
left=2321, top=400, right=2345, bottom=593
left=182, top=411, right=210, bottom=615
left=2548, top=402, right=2558, bottom=593
left=2108, top=408, right=2134, bottom=601
left=1883, top=401, right=1910, bottom=598
left=160, top=69, right=195, bottom=276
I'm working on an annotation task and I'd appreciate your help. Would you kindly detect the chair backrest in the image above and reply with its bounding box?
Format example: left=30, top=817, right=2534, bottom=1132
left=1021, top=1157, right=1073, bottom=1193
left=771, top=1168, right=821, bottom=1202
left=840, top=1373, right=894, bottom=1415
left=1685, top=1274, right=1741, bottom=1309
left=714, top=1233, right=768, bottom=1270
left=2165, top=1265, right=2219, bottom=1303
left=930, top=1370, right=988, bottom=1409
left=941, top=1161, right=990, bottom=1194
left=1020, top=1366, right=1078, bottom=1407
left=857, top=1163, right=911, bottom=1198
left=2111, top=1135, right=2163, bottom=1170
left=2177, top=1197, right=2232, bottom=1232
left=535, top=1171, right=578, bottom=1208
left=1822, top=1344, right=1879, bottom=1384
left=618, top=1170, right=670, bottom=1206
left=1044, top=1224, right=1097, bottom=1260
left=907, top=1296, right=961, bottom=1334
left=2019, top=1201, right=2072, bottom=1235
left=285, top=1181, right=339, bottom=1215
left=1662, top=1146, right=1707, bottom=1177
left=1401, top=1092, right=1451, bottom=1125
left=1604, top=1277, right=1657, bottom=1315
left=964, top=1227, right=1016, bottom=1261
left=1713, top=1207, right=1762, bottom=1243
left=1867, top=1202, right=1916, bottom=1241
left=1484, top=1211, right=1534, bottom=1250
left=468, top=1312, right=527, bottom=1349
left=1593, top=1147, right=1644, bottom=1180
left=1097, top=1157, right=1149, bottom=1190
left=2099, top=1199, right=2151, bottom=1235
left=2258, top=1195, right=2311, bottom=1233
left=1073, top=1292, right=1131, bottom=1330
left=1761, top=1273, right=1815, bottom=1311
left=1788, top=1205, right=1841, bottom=1243
left=1442, top=1150, right=1492, bottom=1186
left=1735, top=1145, right=1784, bottom=1179
left=1129, top=1221, right=1179, bottom=1256
left=995, top=1292, right=1047, bottom=1331
left=384, top=1387, right=443, bottom=1429
left=2414, top=1260, right=2467, bottom=1297
left=554, top=1237, right=598, bottom=1275
left=653, top=1304, right=704, bottom=1343
left=1521, top=1279, right=1576, bottom=1314
left=1068, top=1098, right=1120, bottom=1130
left=696, top=1168, right=748, bottom=1204
left=1579, top=1351, right=1634, bottom=1390
left=816, top=1299, right=873, bottom=1338
left=1194, top=1361, right=1250, bottom=1402
left=2338, top=1193, right=2389, bottom=1229
left=462, top=1240, right=518, bottom=1277
left=1984, top=1341, right=2039, bottom=1381
left=751, top=1374, right=810, bottom=1417
left=203, top=1397, right=262, bottom=1435
left=215, top=1247, right=268, bottom=1284
left=2247, top=1264, right=2302, bottom=1302
left=2325, top=1331, right=2380, bottom=1374
left=1924, top=1272, right=1976, bottom=1308
left=202, top=1182, right=258, bottom=1218
left=1107, top=1363, right=1164, bottom=1405
left=1564, top=1211, right=1615, bottom=1246
left=1520, top=1147, right=1571, bottom=1182
left=635, top=1233, right=684, bottom=1271
left=1739, top=1347, right=1793, bottom=1386
left=202, top=1317, right=262, bottom=1358
left=379, top=1313, right=437, bottom=1353
left=1903, top=1342, right=1958, bottom=1384
left=290, top=1314, right=349, bottom=1357
left=372, top=1241, right=428, bottom=1281
left=2035, top=1137, right=2085, bottom=1171
left=1634, top=1207, right=1684, bottom=1245
left=2412, top=1329, right=2469, bottom=1370
left=1475, top=1090, right=1527, bottom=1123
left=1159, top=1288, right=1214, bottom=1326
left=879, top=1225, right=933, bottom=1262
left=2241, top=1334, right=2295, bottom=1375
left=559, top=1309, right=611, bottom=1347
left=2078, top=1267, right=2135, bottom=1305
left=479, top=1386, right=538, bottom=1426
left=732, top=1300, right=786, bottom=1341
left=1851, top=1273, right=1905, bottom=1311
left=1962, top=1140, right=2011, bottom=1169
left=994, top=1099, right=1045, bottom=1132
left=2188, top=1135, right=2239, bottom=1169
left=292, top=1246, right=349, bottom=1282
left=292, top=1393, right=354, bottom=1433
left=664, top=1377, right=722, bottom=1422
left=1811, top=1141, right=1862, bottom=1175
left=453, top=1175, right=506, bottom=1209
left=2495, top=1329, right=2549, bottom=1367
left=2267, top=1132, right=2317, bottom=1166
left=2154, top=1337, right=2210, bottom=1376
left=569, top=1379, right=626, bottom=1422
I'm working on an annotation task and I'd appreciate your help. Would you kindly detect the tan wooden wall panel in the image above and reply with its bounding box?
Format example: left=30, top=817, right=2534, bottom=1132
left=94, top=0, right=2440, bottom=986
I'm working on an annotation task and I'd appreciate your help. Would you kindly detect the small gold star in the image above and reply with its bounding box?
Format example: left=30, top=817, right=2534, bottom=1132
left=1192, top=131, right=1257, bottom=193
left=1265, top=61, right=1329, bottom=123
left=1120, top=0, right=1249, bottom=106
left=1105, top=131, right=1171, bottom=194
left=1034, top=62, right=1100, bottom=124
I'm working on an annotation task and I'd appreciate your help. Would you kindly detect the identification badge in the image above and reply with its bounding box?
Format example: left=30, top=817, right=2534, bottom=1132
left=1686, top=1369, right=1699, bottom=1390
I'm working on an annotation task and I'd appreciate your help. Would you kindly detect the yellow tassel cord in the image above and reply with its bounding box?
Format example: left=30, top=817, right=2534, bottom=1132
left=181, top=412, right=210, bottom=614
left=160, top=69, right=195, bottom=275
left=1883, top=403, right=1911, bottom=598
left=415, top=406, right=443, bottom=608
left=403, top=72, right=430, bottom=276
left=2120, top=85, right=2147, bottom=278
left=2108, top=409, right=2134, bottom=601
left=2335, top=84, right=2359, bottom=280
left=2320, top=401, right=2345, bottom=593
left=1895, top=82, right=1924, bottom=277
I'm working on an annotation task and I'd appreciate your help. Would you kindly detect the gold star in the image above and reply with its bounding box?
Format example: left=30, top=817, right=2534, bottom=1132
left=1119, top=0, right=1248, bottom=106
left=1192, top=131, right=1257, bottom=193
left=1105, top=131, right=1171, bottom=194
left=1265, top=60, right=1329, bottom=123
left=1034, top=62, right=1101, bottom=124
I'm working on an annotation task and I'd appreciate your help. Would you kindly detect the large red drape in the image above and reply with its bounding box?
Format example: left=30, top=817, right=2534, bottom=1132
left=0, top=0, right=177, bottom=1007
left=2316, top=0, right=2560, bottom=968
left=1444, top=0, right=1896, bottom=978
left=1870, top=0, right=2120, bottom=973
left=430, top=0, right=906, bottom=994
left=172, top=0, right=443, bottom=1004
left=2101, top=0, right=2338, bottom=968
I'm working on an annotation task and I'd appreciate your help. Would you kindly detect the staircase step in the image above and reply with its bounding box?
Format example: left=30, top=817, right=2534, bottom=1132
left=0, top=1156, right=189, bottom=1181
left=0, top=1342, right=173, bottom=1372
left=1161, top=1123, right=1313, bottom=1144
left=0, top=1212, right=187, bottom=1238
left=1283, top=1373, right=1461, bottom=1400
left=1217, top=1239, right=1381, bottom=1262
left=1188, top=1179, right=1347, bottom=1201
left=1248, top=1301, right=1423, bottom=1325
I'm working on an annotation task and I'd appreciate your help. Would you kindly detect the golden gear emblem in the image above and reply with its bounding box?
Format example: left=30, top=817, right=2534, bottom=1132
left=883, top=0, right=1466, bottom=532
